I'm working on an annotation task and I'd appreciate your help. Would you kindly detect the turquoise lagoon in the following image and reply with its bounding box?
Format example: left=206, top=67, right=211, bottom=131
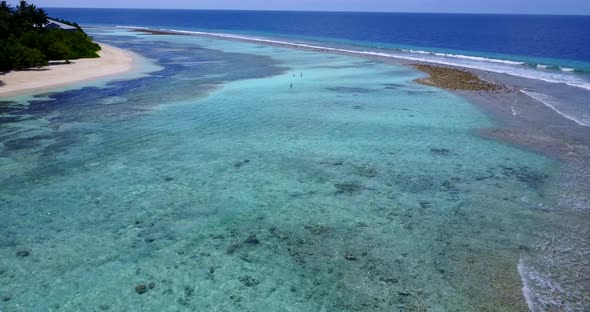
left=0, top=29, right=584, bottom=311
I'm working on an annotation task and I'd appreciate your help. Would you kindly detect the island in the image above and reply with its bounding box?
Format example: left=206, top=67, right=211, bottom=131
left=0, top=1, right=136, bottom=96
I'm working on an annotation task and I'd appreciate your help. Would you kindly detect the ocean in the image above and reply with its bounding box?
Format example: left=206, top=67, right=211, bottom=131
left=47, top=9, right=590, bottom=67
left=47, top=8, right=590, bottom=124
left=1, top=8, right=589, bottom=312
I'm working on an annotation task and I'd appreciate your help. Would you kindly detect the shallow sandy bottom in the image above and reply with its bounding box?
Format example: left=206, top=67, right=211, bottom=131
left=0, top=44, right=137, bottom=97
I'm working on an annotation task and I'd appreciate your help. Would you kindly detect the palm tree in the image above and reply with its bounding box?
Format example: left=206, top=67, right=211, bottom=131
left=0, top=1, right=13, bottom=39
left=32, top=6, right=48, bottom=28
left=14, top=1, right=47, bottom=29
left=15, top=1, right=28, bottom=18
left=0, top=1, right=11, bottom=14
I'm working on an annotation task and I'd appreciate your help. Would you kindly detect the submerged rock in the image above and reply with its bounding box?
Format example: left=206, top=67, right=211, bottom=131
left=305, top=224, right=334, bottom=235
left=269, top=227, right=289, bottom=240
left=244, top=234, right=260, bottom=245
left=184, top=286, right=194, bottom=297
left=135, top=284, right=148, bottom=295
left=230, top=293, right=242, bottom=302
left=513, top=167, right=549, bottom=189
left=16, top=250, right=30, bottom=257
left=233, top=159, right=250, bottom=168
left=334, top=182, right=364, bottom=195
left=178, top=297, right=190, bottom=306
left=239, top=275, right=260, bottom=287
left=430, top=148, right=451, bottom=156
left=226, top=233, right=262, bottom=254
left=419, top=201, right=432, bottom=209
left=4, top=137, right=44, bottom=151
left=379, top=277, right=399, bottom=284
left=320, top=159, right=344, bottom=166
left=441, top=180, right=457, bottom=191
left=355, top=165, right=378, bottom=178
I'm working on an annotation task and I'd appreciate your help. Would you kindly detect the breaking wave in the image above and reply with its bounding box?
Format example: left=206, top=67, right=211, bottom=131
left=520, top=90, right=590, bottom=127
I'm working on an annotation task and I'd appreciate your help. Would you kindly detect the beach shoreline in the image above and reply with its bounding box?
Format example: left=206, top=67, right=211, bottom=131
left=0, top=43, right=138, bottom=97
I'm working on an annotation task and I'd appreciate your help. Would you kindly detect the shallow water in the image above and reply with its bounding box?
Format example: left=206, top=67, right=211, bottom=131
left=0, top=29, right=585, bottom=311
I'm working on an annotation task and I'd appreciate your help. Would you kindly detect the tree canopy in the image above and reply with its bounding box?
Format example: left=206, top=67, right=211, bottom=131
left=0, top=1, right=101, bottom=70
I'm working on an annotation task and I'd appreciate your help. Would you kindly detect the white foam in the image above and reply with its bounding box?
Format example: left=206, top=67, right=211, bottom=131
left=375, top=47, right=524, bottom=66
left=520, top=90, right=590, bottom=127
left=116, top=25, right=148, bottom=30
left=517, top=258, right=537, bottom=312
left=424, top=51, right=525, bottom=65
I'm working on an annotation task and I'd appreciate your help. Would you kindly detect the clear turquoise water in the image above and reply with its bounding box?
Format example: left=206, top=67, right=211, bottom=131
left=0, top=29, right=585, bottom=311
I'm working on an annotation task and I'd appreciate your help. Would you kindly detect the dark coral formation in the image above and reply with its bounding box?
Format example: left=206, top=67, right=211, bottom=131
left=135, top=284, right=148, bottom=295
left=238, top=275, right=260, bottom=287
left=412, top=64, right=503, bottom=91
left=244, top=234, right=260, bottom=245
left=16, top=250, right=30, bottom=257
left=430, top=148, right=451, bottom=156
left=334, top=182, right=364, bottom=195
left=501, top=166, right=548, bottom=189
left=233, top=159, right=250, bottom=168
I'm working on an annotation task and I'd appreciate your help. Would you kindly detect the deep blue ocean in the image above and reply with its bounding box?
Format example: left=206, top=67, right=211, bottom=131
left=46, top=8, right=590, bottom=70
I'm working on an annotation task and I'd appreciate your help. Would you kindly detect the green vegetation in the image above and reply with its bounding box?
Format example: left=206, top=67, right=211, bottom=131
left=0, top=1, right=101, bottom=70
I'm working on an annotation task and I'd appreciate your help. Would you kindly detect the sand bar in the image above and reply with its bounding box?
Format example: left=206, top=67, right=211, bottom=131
left=411, top=64, right=505, bottom=91
left=0, top=43, right=136, bottom=97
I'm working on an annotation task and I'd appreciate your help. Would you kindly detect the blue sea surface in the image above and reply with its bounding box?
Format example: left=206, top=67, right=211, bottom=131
left=46, top=9, right=590, bottom=69
left=1, top=11, right=589, bottom=312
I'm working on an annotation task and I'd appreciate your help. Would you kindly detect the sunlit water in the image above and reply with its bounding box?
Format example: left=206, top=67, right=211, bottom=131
left=0, top=29, right=587, bottom=311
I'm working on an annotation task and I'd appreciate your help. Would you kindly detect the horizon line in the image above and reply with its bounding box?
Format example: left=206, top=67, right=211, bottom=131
left=42, top=7, right=590, bottom=17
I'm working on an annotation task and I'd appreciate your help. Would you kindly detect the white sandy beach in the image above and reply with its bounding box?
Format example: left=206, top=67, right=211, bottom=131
left=0, top=43, right=136, bottom=97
